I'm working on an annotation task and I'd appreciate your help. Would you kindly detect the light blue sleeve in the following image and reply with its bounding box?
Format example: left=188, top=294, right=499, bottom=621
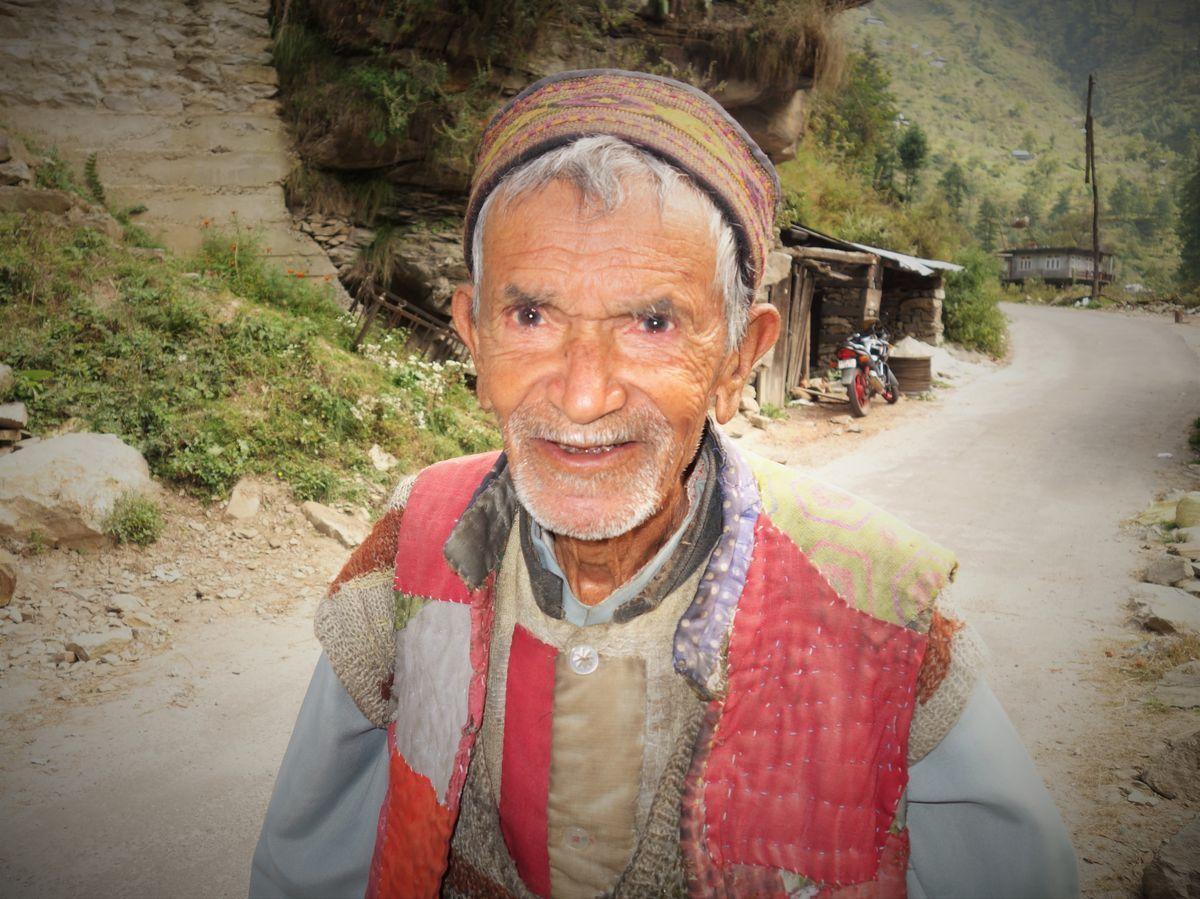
left=250, top=653, right=389, bottom=899
left=906, top=679, right=1080, bottom=899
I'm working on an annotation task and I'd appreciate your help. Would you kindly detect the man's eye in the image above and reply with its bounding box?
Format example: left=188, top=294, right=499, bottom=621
left=514, top=305, right=543, bottom=327
left=638, top=313, right=674, bottom=334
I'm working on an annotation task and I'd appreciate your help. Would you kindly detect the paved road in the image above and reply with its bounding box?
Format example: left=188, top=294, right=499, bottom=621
left=817, top=303, right=1200, bottom=887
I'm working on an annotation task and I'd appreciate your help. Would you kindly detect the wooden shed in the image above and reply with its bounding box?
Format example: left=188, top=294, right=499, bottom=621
left=752, top=225, right=962, bottom=408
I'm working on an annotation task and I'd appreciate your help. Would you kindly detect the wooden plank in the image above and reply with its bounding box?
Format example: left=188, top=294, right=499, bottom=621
left=786, top=246, right=877, bottom=266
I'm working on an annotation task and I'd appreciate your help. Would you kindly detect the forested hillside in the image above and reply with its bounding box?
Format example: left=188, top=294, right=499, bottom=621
left=841, top=0, right=1195, bottom=291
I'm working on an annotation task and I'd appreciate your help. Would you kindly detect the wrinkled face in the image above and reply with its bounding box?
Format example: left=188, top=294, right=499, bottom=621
left=453, top=178, right=746, bottom=541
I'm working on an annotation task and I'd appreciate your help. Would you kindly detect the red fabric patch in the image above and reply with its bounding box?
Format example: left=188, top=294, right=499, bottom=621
left=367, top=723, right=456, bottom=899
left=702, top=517, right=927, bottom=886
left=499, top=625, right=557, bottom=898
left=817, top=830, right=909, bottom=898
left=393, top=451, right=501, bottom=602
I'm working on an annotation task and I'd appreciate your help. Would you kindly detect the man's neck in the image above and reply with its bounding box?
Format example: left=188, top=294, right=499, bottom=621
left=552, top=482, right=690, bottom=607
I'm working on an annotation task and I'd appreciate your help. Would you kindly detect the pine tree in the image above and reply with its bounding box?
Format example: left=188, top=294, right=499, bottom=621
left=896, top=125, right=928, bottom=201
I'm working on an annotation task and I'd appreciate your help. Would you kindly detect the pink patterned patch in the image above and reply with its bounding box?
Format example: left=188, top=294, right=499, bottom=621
left=702, top=516, right=927, bottom=886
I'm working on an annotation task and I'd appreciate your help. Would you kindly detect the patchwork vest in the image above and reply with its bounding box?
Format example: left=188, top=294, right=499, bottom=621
left=364, top=445, right=958, bottom=899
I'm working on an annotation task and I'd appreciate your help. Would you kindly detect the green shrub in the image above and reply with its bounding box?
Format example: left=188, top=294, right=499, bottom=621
left=943, top=246, right=1009, bottom=356
left=103, top=491, right=165, bottom=546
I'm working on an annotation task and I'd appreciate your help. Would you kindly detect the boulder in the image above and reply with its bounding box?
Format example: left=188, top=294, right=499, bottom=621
left=0, top=402, right=27, bottom=429
left=1155, top=662, right=1200, bottom=710
left=0, top=364, right=12, bottom=398
left=66, top=626, right=134, bottom=662
left=1176, top=527, right=1200, bottom=544
left=1145, top=555, right=1195, bottom=587
left=1141, top=730, right=1200, bottom=802
left=301, top=501, right=369, bottom=548
left=1173, top=543, right=1200, bottom=561
left=748, top=413, right=771, bottom=430
left=1178, top=493, right=1200, bottom=529
left=0, top=186, right=75, bottom=215
left=0, top=159, right=32, bottom=186
left=0, top=433, right=155, bottom=546
left=224, top=477, right=261, bottom=522
left=1130, top=584, right=1200, bottom=634
left=1142, top=815, right=1200, bottom=899
left=740, top=395, right=761, bottom=415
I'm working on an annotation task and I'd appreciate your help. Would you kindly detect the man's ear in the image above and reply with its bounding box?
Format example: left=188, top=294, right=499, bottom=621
left=450, top=283, right=493, bottom=412
left=713, top=302, right=781, bottom=423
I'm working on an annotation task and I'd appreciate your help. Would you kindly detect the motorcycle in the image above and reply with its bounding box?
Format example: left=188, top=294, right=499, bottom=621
left=834, top=325, right=900, bottom=418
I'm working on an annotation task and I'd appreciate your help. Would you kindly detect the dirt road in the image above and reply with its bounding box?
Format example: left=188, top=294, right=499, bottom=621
left=1, top=304, right=1198, bottom=897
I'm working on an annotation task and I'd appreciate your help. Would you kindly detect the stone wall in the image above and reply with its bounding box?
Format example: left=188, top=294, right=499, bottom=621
left=878, top=275, right=946, bottom=346
left=814, top=283, right=868, bottom=367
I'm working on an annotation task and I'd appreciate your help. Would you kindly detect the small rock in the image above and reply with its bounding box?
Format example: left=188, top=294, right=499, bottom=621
left=1129, top=584, right=1200, bottom=634
left=847, top=424, right=864, bottom=434
left=1154, top=661, right=1200, bottom=710
left=739, top=396, right=761, bottom=415
left=30, top=757, right=48, bottom=766
left=301, top=501, right=369, bottom=548
left=830, top=415, right=852, bottom=425
left=99, top=653, right=120, bottom=665
left=1142, top=815, right=1200, bottom=899
left=96, top=683, right=116, bottom=694
left=105, top=593, right=145, bottom=615
left=1175, top=526, right=1200, bottom=545
left=368, top=444, right=398, bottom=472
left=1144, top=555, right=1194, bottom=587
left=1126, top=787, right=1161, bottom=806
left=748, top=413, right=770, bottom=430
left=1172, top=542, right=1200, bottom=561
left=1138, top=499, right=1180, bottom=527
left=52, top=650, right=76, bottom=664
left=123, top=608, right=160, bottom=630
left=0, top=159, right=32, bottom=186
left=225, top=477, right=261, bottom=521
left=1176, top=579, right=1200, bottom=596
left=151, top=566, right=181, bottom=583
left=1141, top=730, right=1200, bottom=802
left=66, top=627, right=134, bottom=662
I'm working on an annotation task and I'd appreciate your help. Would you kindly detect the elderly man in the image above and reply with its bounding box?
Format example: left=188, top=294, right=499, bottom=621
left=251, top=70, right=1077, bottom=898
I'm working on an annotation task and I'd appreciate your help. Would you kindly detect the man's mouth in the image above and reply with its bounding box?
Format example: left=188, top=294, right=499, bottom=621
left=552, top=441, right=627, bottom=455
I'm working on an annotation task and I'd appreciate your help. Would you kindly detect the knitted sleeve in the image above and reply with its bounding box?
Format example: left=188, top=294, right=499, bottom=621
left=908, top=586, right=987, bottom=764
left=313, top=475, right=416, bottom=727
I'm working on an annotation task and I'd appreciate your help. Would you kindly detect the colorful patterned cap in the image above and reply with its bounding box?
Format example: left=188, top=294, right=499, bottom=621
left=465, top=68, right=781, bottom=292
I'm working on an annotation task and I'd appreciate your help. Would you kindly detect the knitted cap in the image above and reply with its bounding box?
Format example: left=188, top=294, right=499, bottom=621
left=465, top=69, right=781, bottom=291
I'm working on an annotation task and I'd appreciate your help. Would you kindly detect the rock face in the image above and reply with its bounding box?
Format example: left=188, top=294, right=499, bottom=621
left=1142, top=815, right=1200, bottom=899
left=0, top=0, right=336, bottom=280
left=0, top=433, right=155, bottom=546
left=1142, top=730, right=1200, bottom=802
left=301, top=501, right=369, bottom=548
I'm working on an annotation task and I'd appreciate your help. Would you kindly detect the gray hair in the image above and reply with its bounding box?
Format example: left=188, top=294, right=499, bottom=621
left=470, top=135, right=752, bottom=349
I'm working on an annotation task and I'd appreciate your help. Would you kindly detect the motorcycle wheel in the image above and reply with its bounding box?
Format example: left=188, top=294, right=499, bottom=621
left=883, top=368, right=900, bottom=404
left=847, top=368, right=871, bottom=417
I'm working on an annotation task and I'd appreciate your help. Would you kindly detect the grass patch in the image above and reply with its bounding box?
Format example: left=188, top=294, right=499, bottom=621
left=1123, top=633, right=1200, bottom=682
left=1, top=213, right=498, bottom=504
left=760, top=403, right=786, bottom=420
left=103, top=491, right=165, bottom=546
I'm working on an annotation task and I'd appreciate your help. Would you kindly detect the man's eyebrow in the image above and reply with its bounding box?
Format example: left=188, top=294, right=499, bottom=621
left=502, top=284, right=556, bottom=306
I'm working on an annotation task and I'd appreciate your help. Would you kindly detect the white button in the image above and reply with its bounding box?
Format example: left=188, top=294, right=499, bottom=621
left=564, top=826, right=591, bottom=850
left=568, top=644, right=599, bottom=675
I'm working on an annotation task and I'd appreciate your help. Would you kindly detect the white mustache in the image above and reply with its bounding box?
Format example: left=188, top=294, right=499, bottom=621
left=506, top=404, right=671, bottom=449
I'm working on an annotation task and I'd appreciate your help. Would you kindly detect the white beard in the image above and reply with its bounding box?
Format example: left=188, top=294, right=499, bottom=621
left=504, top=403, right=679, bottom=541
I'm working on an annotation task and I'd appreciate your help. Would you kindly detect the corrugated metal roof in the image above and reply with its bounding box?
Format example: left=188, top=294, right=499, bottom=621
left=845, top=240, right=963, bottom=276
left=782, top=224, right=962, bottom=276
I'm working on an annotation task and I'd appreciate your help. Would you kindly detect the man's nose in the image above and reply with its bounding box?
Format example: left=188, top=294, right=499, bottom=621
left=553, top=328, right=626, bottom=425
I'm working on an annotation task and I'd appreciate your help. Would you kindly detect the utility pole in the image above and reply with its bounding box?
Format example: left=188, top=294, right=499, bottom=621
left=1084, top=73, right=1101, bottom=301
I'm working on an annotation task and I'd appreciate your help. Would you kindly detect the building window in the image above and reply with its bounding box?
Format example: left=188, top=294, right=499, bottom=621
left=1018, top=257, right=1032, bottom=271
